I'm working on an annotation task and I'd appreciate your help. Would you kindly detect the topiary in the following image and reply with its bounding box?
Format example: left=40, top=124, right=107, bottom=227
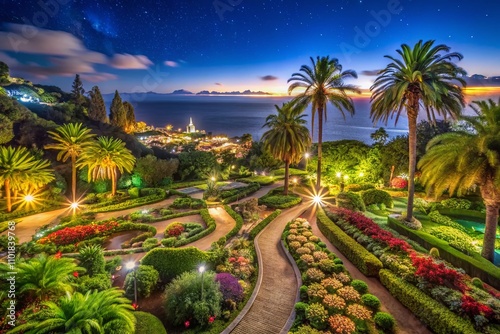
left=128, top=187, right=140, bottom=198
left=374, top=312, right=395, bottom=332
left=336, top=191, right=365, bottom=211
left=361, top=293, right=381, bottom=311
left=361, top=189, right=394, bottom=208
left=124, top=265, right=159, bottom=298
left=351, top=279, right=369, bottom=294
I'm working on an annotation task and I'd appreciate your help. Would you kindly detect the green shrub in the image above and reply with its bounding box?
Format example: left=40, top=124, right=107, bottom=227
left=429, top=247, right=440, bottom=258
left=336, top=192, right=365, bottom=211
left=161, top=237, right=176, bottom=247
left=374, top=312, right=395, bottom=332
left=142, top=237, right=160, bottom=251
left=236, top=175, right=275, bottom=185
left=317, top=209, right=382, bottom=277
left=221, top=205, right=244, bottom=243
left=134, top=311, right=167, bottom=334
left=220, top=182, right=260, bottom=204
left=141, top=247, right=209, bottom=281
left=78, top=245, right=106, bottom=276
left=294, top=325, right=324, bottom=334
left=128, top=187, right=140, bottom=198
left=379, top=269, right=479, bottom=334
left=295, top=301, right=309, bottom=317
left=258, top=193, right=302, bottom=209
left=441, top=198, right=472, bottom=210
left=471, top=277, right=484, bottom=289
left=77, top=273, right=112, bottom=293
left=427, top=211, right=469, bottom=233
left=429, top=226, right=477, bottom=254
left=159, top=208, right=173, bottom=216
left=361, top=294, right=381, bottom=311
left=351, top=279, right=368, bottom=294
left=305, top=303, right=328, bottom=330
left=171, top=197, right=206, bottom=209
left=164, top=271, right=222, bottom=326
left=124, top=265, right=159, bottom=298
left=361, top=189, right=393, bottom=208
left=345, top=183, right=375, bottom=192
left=249, top=209, right=281, bottom=239
left=105, top=256, right=122, bottom=273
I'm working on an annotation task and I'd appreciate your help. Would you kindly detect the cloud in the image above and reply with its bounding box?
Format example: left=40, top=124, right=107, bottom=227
left=215, top=82, right=222, bottom=86
left=0, top=52, right=20, bottom=66
left=110, top=54, right=153, bottom=69
left=80, top=73, right=118, bottom=82
left=260, top=75, right=278, bottom=81
left=164, top=60, right=179, bottom=67
left=360, top=70, right=381, bottom=76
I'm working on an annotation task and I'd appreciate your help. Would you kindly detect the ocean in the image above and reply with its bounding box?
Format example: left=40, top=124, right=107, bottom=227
left=107, top=92, right=497, bottom=144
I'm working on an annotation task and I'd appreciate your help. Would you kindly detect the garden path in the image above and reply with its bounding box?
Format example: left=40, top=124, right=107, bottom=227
left=303, top=206, right=432, bottom=334
left=228, top=203, right=308, bottom=334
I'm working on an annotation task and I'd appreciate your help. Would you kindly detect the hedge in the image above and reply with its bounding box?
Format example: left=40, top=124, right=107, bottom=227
left=316, top=209, right=383, bottom=277
left=236, top=175, right=275, bottom=185
left=221, top=182, right=260, bottom=204
left=141, top=247, right=209, bottom=281
left=145, top=210, right=200, bottom=223
left=379, top=269, right=479, bottom=334
left=258, top=193, right=302, bottom=209
left=361, top=189, right=393, bottom=208
left=135, top=311, right=167, bottom=334
left=222, top=205, right=244, bottom=243
left=85, top=189, right=166, bottom=213
left=387, top=217, right=500, bottom=289
left=249, top=210, right=281, bottom=240
left=170, top=180, right=207, bottom=189
left=171, top=209, right=216, bottom=247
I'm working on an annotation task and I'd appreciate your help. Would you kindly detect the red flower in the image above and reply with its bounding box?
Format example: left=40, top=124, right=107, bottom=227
left=132, top=302, right=139, bottom=310
left=72, top=271, right=79, bottom=278
left=228, top=257, right=236, bottom=263
left=461, top=295, right=494, bottom=318
left=208, top=316, right=216, bottom=324
left=54, top=251, right=62, bottom=259
left=184, top=320, right=190, bottom=328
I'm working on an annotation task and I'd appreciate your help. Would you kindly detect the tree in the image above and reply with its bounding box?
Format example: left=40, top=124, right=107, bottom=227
left=78, top=136, right=136, bottom=196
left=45, top=123, right=95, bottom=203
left=0, top=61, right=9, bottom=84
left=71, top=74, right=85, bottom=107
left=109, top=90, right=126, bottom=129
left=418, top=99, right=500, bottom=262
left=416, top=120, right=452, bottom=158
left=10, top=289, right=135, bottom=334
left=0, top=146, right=54, bottom=212
left=133, top=155, right=179, bottom=186
left=88, top=86, right=107, bottom=123
left=288, top=56, right=360, bottom=188
left=177, top=151, right=217, bottom=181
left=123, top=101, right=136, bottom=133
left=380, top=135, right=409, bottom=183
left=262, top=102, right=311, bottom=195
left=370, top=40, right=466, bottom=222
left=370, top=127, right=389, bottom=146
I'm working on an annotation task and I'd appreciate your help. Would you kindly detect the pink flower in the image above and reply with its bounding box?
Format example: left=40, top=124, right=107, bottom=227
left=208, top=315, right=216, bottom=324
left=184, top=320, right=190, bottom=328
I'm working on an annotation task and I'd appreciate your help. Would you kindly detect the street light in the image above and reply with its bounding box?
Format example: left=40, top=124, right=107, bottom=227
left=24, top=194, right=34, bottom=202
left=199, top=265, right=206, bottom=301
left=304, top=153, right=310, bottom=171
left=126, top=261, right=138, bottom=306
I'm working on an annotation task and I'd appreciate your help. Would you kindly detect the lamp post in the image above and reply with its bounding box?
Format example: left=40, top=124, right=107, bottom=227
left=199, top=265, right=206, bottom=301
left=126, top=261, right=138, bottom=306
left=304, top=153, right=310, bottom=171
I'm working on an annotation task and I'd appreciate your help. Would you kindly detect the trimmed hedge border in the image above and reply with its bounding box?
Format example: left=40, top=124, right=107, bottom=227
left=379, top=269, right=479, bottom=334
left=170, top=180, right=207, bottom=189
left=170, top=209, right=216, bottom=247
left=258, top=193, right=302, bottom=209
left=85, top=190, right=167, bottom=214
left=317, top=208, right=383, bottom=277
left=249, top=210, right=281, bottom=240
left=221, top=183, right=261, bottom=204
left=221, top=205, right=244, bottom=243
left=387, top=216, right=500, bottom=289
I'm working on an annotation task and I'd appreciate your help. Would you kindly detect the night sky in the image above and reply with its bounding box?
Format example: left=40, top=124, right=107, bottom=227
left=0, top=0, right=499, bottom=94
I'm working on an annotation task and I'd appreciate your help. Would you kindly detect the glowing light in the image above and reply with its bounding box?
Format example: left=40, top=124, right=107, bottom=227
left=359, top=172, right=364, bottom=177
left=142, top=209, right=149, bottom=214
left=343, top=175, right=349, bottom=181
left=292, top=178, right=298, bottom=184
left=304, top=153, right=310, bottom=159
left=70, top=202, right=79, bottom=210
left=313, top=195, right=322, bottom=204
left=24, top=194, right=34, bottom=202
left=198, top=265, right=206, bottom=273
left=336, top=172, right=342, bottom=178
left=211, top=176, right=216, bottom=181
left=126, top=261, right=136, bottom=270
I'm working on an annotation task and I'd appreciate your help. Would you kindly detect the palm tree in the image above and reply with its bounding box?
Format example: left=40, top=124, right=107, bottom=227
left=418, top=99, right=500, bottom=262
left=45, top=123, right=95, bottom=202
left=78, top=136, right=136, bottom=196
left=262, top=102, right=311, bottom=195
left=0, top=146, right=54, bottom=212
left=13, top=253, right=84, bottom=301
left=10, top=288, right=135, bottom=334
left=288, top=56, right=359, bottom=188
left=370, top=40, right=466, bottom=222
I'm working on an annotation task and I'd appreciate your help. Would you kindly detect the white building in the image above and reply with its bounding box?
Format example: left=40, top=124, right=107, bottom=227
left=186, top=117, right=196, bottom=133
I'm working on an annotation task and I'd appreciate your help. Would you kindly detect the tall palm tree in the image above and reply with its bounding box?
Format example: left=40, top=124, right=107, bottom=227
left=262, top=102, right=311, bottom=195
left=9, top=253, right=84, bottom=301
left=10, top=288, right=135, bottom=334
left=370, top=40, right=466, bottom=222
left=418, top=99, right=500, bottom=262
left=78, top=136, right=136, bottom=196
left=288, top=56, right=359, bottom=188
left=0, top=146, right=54, bottom=212
left=45, top=123, right=95, bottom=202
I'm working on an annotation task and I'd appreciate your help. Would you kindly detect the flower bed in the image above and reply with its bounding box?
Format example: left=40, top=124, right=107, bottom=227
left=326, top=207, right=500, bottom=333
left=38, top=221, right=119, bottom=245
left=161, top=222, right=204, bottom=247
left=284, top=218, right=395, bottom=334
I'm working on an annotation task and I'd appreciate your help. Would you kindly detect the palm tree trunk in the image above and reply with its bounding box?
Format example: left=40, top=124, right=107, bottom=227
left=284, top=159, right=290, bottom=196
left=406, top=111, right=418, bottom=222
left=111, top=169, right=116, bottom=196
left=5, top=179, right=11, bottom=212
left=71, top=154, right=76, bottom=203
left=480, top=180, right=500, bottom=262
left=316, top=106, right=323, bottom=189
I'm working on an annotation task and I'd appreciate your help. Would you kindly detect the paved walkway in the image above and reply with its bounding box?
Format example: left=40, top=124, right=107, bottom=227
left=303, top=206, right=431, bottom=334
left=229, top=203, right=307, bottom=334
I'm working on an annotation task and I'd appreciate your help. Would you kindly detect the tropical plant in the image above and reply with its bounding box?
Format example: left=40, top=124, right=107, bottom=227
left=261, top=102, right=311, bottom=194
left=0, top=146, right=54, bottom=212
left=418, top=99, right=500, bottom=261
left=288, top=56, right=359, bottom=188
left=45, top=123, right=95, bottom=202
left=78, top=136, right=136, bottom=196
left=78, top=245, right=106, bottom=276
left=370, top=40, right=466, bottom=222
left=10, top=288, right=135, bottom=334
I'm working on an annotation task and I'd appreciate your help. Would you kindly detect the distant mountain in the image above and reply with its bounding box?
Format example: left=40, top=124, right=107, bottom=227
left=170, top=89, right=193, bottom=95
left=465, top=74, right=500, bottom=86
left=196, top=89, right=272, bottom=95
